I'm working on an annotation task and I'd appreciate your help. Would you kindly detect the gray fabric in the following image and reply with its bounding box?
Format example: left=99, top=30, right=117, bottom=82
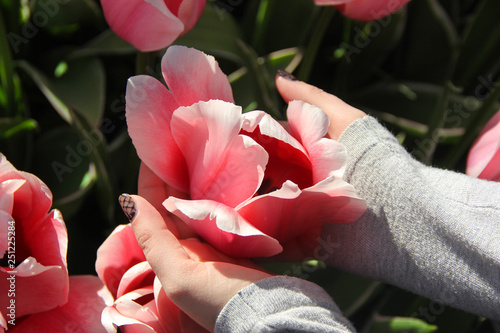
left=325, top=116, right=500, bottom=320
left=215, top=116, right=500, bottom=332
left=215, top=276, right=356, bottom=332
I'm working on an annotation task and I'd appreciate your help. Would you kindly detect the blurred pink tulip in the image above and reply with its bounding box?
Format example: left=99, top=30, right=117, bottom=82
left=0, top=154, right=112, bottom=332
left=100, top=0, right=206, bottom=52
left=315, top=0, right=410, bottom=21
left=126, top=46, right=367, bottom=258
left=466, top=110, right=500, bottom=181
left=96, top=224, right=208, bottom=332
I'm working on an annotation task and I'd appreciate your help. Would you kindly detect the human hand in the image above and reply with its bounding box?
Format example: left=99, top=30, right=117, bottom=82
left=138, top=162, right=197, bottom=239
left=125, top=194, right=273, bottom=331
left=265, top=71, right=367, bottom=262
left=275, top=70, right=366, bottom=141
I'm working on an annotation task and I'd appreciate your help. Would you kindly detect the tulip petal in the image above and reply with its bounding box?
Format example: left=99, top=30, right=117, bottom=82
left=287, top=101, right=346, bottom=181
left=467, top=110, right=500, bottom=181
left=177, top=0, right=207, bottom=33
left=24, top=210, right=68, bottom=277
left=0, top=154, right=53, bottom=226
left=0, top=179, right=24, bottom=215
left=96, top=225, right=147, bottom=298
left=335, top=0, right=411, bottom=21
left=0, top=257, right=68, bottom=318
left=171, top=100, right=268, bottom=207
left=237, top=177, right=367, bottom=243
left=7, top=276, right=112, bottom=333
left=242, top=110, right=313, bottom=192
left=0, top=180, right=24, bottom=252
left=164, top=197, right=282, bottom=257
left=117, top=262, right=155, bottom=299
left=101, top=0, right=183, bottom=51
left=314, top=0, right=352, bottom=5
left=126, top=75, right=189, bottom=192
left=162, top=46, right=234, bottom=107
left=102, top=288, right=167, bottom=333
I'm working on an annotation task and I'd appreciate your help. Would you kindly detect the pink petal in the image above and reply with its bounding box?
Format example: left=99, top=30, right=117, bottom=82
left=314, top=0, right=351, bottom=5
left=242, top=110, right=313, bottom=192
left=0, top=180, right=24, bottom=252
left=177, top=0, right=207, bottom=33
left=0, top=179, right=24, bottom=214
left=102, top=288, right=168, bottom=333
left=7, top=276, right=113, bottom=333
left=0, top=209, right=70, bottom=317
left=164, top=197, right=282, bottom=257
left=162, top=46, right=234, bottom=107
left=237, top=177, right=367, bottom=243
left=467, top=110, right=500, bottom=181
left=171, top=100, right=268, bottom=207
left=117, top=262, right=155, bottom=299
left=96, top=225, right=146, bottom=298
left=335, top=0, right=410, bottom=21
left=101, top=0, right=184, bottom=51
left=0, top=155, right=52, bottom=226
left=0, top=257, right=68, bottom=318
left=287, top=101, right=346, bottom=182
left=126, top=75, right=189, bottom=192
left=23, top=210, right=69, bottom=276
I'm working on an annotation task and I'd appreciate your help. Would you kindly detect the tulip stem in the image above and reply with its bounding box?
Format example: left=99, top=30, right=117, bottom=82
left=297, top=6, right=334, bottom=82
left=443, top=79, right=500, bottom=169
left=135, top=51, right=156, bottom=76
left=419, top=80, right=461, bottom=165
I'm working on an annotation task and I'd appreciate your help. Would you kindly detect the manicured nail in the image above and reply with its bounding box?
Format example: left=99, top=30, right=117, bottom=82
left=119, top=194, right=137, bottom=222
left=277, top=69, right=298, bottom=81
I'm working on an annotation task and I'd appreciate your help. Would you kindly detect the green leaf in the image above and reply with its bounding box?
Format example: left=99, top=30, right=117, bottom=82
left=0, top=118, right=37, bottom=138
left=49, top=57, right=106, bottom=127
left=175, top=4, right=245, bottom=64
left=16, top=60, right=72, bottom=123
left=351, top=81, right=481, bottom=132
left=31, top=126, right=96, bottom=219
left=33, top=0, right=104, bottom=36
left=453, top=0, right=500, bottom=88
left=398, top=0, right=459, bottom=83
left=68, top=29, right=136, bottom=59
left=230, top=47, right=302, bottom=112
left=0, top=7, right=16, bottom=115
left=369, top=315, right=437, bottom=333
left=339, top=10, right=407, bottom=90
left=69, top=108, right=116, bottom=223
left=17, top=57, right=106, bottom=127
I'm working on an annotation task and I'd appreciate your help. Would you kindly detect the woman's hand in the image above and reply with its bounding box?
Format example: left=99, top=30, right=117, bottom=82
left=125, top=195, right=273, bottom=331
left=276, top=70, right=366, bottom=141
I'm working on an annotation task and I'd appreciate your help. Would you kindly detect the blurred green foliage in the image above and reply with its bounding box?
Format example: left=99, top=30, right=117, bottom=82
left=0, top=0, right=499, bottom=331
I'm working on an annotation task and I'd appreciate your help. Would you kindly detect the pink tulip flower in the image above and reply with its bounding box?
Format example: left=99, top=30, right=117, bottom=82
left=466, top=110, right=500, bottom=181
left=0, top=154, right=112, bottom=332
left=125, top=45, right=367, bottom=258
left=96, top=224, right=208, bottom=332
left=314, top=0, right=410, bottom=21
left=100, top=0, right=206, bottom=52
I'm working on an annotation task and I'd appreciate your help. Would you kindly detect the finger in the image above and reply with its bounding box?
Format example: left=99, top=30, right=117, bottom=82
left=138, top=163, right=197, bottom=239
left=275, top=72, right=366, bottom=140
left=121, top=194, right=197, bottom=282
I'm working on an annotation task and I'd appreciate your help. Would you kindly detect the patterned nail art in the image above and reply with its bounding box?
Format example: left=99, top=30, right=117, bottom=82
left=277, top=69, right=298, bottom=81
left=119, top=194, right=136, bottom=221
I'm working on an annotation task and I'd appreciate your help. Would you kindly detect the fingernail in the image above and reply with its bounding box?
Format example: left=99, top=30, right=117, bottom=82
left=119, top=194, right=137, bottom=222
left=277, top=69, right=298, bottom=81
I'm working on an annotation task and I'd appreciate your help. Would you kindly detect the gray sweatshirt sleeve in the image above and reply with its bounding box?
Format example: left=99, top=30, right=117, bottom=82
left=215, top=276, right=356, bottom=333
left=323, top=115, right=500, bottom=320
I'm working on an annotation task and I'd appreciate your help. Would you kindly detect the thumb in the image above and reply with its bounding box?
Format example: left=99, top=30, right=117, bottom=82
left=275, top=70, right=366, bottom=140
left=118, top=194, right=196, bottom=286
